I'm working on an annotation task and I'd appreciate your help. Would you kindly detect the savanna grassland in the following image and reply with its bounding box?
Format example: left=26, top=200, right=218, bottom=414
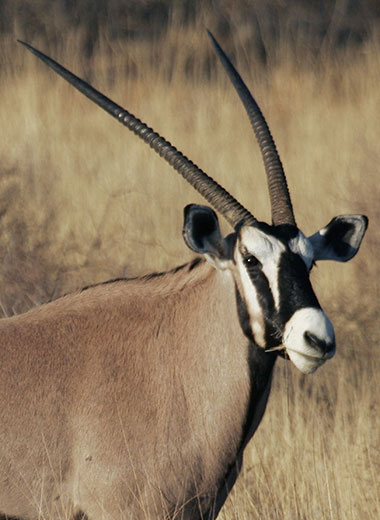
left=0, top=2, right=379, bottom=519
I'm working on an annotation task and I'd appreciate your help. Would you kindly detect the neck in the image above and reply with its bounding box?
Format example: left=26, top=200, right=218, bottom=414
left=80, top=258, right=278, bottom=518
left=153, top=259, right=277, bottom=518
left=207, top=342, right=277, bottom=520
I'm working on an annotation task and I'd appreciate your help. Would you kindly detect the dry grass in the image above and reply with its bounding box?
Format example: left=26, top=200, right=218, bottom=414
left=0, top=22, right=379, bottom=520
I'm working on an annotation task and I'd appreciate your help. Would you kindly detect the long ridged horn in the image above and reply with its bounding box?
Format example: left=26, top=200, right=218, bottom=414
left=19, top=40, right=256, bottom=229
left=207, top=31, right=296, bottom=227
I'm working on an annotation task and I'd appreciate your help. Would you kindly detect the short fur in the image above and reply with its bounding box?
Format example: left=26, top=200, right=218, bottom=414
left=0, top=259, right=275, bottom=519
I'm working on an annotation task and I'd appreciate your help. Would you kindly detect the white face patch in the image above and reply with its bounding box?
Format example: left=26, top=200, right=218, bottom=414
left=283, top=307, right=335, bottom=374
left=234, top=226, right=285, bottom=346
left=289, top=231, right=315, bottom=270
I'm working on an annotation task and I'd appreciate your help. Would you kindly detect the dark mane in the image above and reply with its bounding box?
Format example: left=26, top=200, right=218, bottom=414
left=80, top=257, right=204, bottom=292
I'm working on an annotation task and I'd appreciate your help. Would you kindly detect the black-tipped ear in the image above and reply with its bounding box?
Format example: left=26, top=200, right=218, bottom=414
left=309, top=215, right=368, bottom=262
left=183, top=204, right=227, bottom=258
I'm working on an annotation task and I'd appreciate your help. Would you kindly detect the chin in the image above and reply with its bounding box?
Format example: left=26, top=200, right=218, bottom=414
left=286, top=349, right=326, bottom=374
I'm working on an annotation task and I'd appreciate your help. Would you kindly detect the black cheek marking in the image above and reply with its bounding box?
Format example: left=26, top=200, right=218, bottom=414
left=246, top=267, right=282, bottom=347
left=278, top=251, right=320, bottom=323
left=234, top=283, right=282, bottom=356
left=264, top=321, right=283, bottom=349
left=248, top=269, right=275, bottom=318
left=238, top=264, right=282, bottom=349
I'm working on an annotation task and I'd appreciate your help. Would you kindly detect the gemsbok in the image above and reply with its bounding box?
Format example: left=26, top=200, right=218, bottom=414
left=0, top=33, right=367, bottom=519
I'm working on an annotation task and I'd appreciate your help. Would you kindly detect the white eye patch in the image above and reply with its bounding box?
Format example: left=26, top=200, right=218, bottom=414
left=239, top=226, right=285, bottom=264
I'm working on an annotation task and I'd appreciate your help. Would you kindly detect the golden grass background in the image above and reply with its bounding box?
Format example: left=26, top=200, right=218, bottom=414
left=0, top=9, right=379, bottom=519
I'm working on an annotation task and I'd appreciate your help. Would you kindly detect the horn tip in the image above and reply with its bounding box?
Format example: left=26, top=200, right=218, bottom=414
left=206, top=29, right=219, bottom=51
left=17, top=40, right=39, bottom=58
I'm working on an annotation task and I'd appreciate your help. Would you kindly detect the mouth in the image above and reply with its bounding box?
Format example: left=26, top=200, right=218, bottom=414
left=285, top=347, right=327, bottom=374
left=265, top=338, right=334, bottom=372
left=265, top=344, right=286, bottom=353
left=265, top=344, right=327, bottom=365
left=286, top=348, right=325, bottom=361
left=264, top=344, right=289, bottom=360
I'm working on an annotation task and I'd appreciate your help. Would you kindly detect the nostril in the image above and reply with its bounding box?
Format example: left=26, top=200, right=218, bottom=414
left=304, top=331, right=335, bottom=357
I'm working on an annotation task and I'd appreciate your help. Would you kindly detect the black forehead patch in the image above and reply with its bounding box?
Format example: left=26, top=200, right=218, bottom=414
left=271, top=223, right=300, bottom=241
left=240, top=220, right=299, bottom=245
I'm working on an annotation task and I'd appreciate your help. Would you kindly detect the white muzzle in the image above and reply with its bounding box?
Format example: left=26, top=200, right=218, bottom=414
left=283, top=307, right=336, bottom=374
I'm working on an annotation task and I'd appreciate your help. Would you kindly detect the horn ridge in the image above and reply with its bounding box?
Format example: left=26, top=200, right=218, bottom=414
left=207, top=30, right=296, bottom=227
left=19, top=40, right=256, bottom=229
left=114, top=107, right=255, bottom=226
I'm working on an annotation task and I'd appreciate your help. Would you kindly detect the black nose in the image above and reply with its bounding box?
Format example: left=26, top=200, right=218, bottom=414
left=304, top=331, right=335, bottom=358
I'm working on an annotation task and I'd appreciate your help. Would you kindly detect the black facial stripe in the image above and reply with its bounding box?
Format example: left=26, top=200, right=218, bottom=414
left=244, top=263, right=283, bottom=348
left=278, top=250, right=320, bottom=324
left=235, top=278, right=282, bottom=350
left=245, top=266, right=275, bottom=319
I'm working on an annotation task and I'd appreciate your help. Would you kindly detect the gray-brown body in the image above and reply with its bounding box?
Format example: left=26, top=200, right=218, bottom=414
left=0, top=260, right=274, bottom=519
left=4, top=33, right=367, bottom=520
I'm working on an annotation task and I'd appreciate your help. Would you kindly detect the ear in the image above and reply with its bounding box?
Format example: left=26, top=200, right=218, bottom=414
left=309, top=215, right=368, bottom=262
left=183, top=204, right=229, bottom=267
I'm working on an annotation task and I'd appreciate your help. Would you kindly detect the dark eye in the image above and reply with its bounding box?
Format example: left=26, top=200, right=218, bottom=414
left=244, top=254, right=261, bottom=269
